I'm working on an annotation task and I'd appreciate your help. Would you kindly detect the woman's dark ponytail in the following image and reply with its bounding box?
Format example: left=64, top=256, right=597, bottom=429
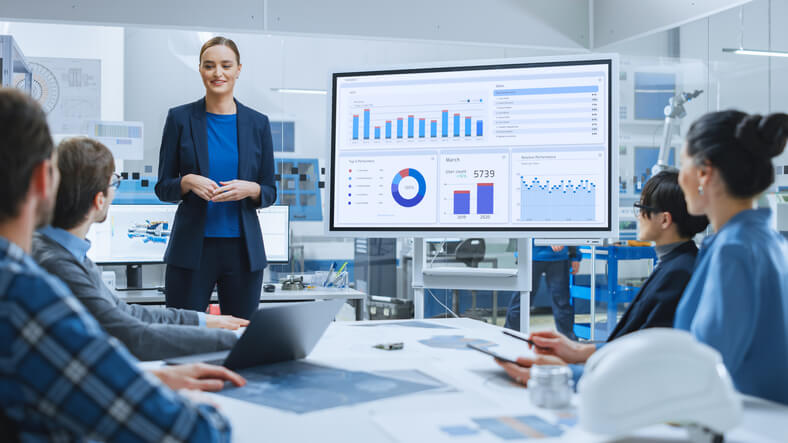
left=686, top=111, right=788, bottom=198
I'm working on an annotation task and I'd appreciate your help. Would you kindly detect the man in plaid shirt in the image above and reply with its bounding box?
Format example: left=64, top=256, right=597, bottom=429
left=0, top=88, right=244, bottom=442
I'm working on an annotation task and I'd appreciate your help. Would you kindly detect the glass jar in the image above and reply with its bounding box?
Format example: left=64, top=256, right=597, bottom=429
left=528, top=365, right=574, bottom=409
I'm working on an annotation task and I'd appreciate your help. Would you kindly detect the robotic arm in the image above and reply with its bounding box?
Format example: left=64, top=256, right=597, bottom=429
left=652, top=89, right=703, bottom=176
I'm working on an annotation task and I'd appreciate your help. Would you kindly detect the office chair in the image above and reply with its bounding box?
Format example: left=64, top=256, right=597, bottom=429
left=455, top=238, right=485, bottom=267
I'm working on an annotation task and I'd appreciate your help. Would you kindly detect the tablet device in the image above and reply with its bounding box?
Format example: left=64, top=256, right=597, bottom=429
left=467, top=343, right=519, bottom=365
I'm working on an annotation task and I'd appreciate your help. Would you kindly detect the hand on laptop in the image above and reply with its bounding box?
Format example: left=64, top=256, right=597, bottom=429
left=206, top=314, right=250, bottom=330
left=150, top=363, right=246, bottom=392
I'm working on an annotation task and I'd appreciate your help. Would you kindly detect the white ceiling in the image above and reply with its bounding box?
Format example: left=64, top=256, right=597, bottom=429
left=0, top=0, right=753, bottom=50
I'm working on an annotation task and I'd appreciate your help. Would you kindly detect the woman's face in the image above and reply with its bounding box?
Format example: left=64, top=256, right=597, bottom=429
left=199, top=45, right=241, bottom=97
left=678, top=143, right=707, bottom=216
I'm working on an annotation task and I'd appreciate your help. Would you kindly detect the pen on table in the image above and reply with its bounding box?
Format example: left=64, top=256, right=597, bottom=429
left=502, top=330, right=550, bottom=351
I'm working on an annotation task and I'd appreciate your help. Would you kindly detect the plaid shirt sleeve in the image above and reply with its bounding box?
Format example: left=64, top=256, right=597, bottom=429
left=0, top=256, right=232, bottom=443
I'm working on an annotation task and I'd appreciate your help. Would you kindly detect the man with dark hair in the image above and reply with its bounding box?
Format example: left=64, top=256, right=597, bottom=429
left=32, top=137, right=247, bottom=361
left=0, top=88, right=243, bottom=442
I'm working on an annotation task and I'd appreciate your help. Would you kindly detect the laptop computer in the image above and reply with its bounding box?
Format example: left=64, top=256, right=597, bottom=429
left=165, top=299, right=346, bottom=370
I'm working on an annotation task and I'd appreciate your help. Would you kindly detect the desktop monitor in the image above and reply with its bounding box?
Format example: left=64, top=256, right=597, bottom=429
left=87, top=204, right=290, bottom=264
left=86, top=204, right=177, bottom=264
left=329, top=55, right=617, bottom=237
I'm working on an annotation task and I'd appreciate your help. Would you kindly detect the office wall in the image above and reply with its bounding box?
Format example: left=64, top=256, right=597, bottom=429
left=680, top=0, right=788, bottom=187
left=0, top=21, right=124, bottom=122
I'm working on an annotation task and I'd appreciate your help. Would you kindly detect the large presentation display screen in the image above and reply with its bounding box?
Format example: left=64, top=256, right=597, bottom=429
left=329, top=58, right=614, bottom=234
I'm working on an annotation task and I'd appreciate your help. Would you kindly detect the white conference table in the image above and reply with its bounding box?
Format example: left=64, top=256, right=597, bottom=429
left=117, top=284, right=368, bottom=320
left=203, top=318, right=788, bottom=443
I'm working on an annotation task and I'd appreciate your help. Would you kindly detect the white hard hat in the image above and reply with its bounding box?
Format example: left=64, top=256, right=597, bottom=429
left=578, top=328, right=742, bottom=439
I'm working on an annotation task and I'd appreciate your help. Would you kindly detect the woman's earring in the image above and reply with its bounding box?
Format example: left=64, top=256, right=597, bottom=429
left=698, top=185, right=704, bottom=196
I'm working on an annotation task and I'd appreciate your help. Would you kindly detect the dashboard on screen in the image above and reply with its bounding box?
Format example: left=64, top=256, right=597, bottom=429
left=329, top=58, right=613, bottom=233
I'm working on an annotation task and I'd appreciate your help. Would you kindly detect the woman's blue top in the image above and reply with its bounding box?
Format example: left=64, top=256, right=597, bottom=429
left=204, top=112, right=241, bottom=238
left=674, top=208, right=788, bottom=405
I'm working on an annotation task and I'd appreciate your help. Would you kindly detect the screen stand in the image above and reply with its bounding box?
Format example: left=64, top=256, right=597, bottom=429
left=412, top=237, right=532, bottom=334
left=126, top=264, right=143, bottom=289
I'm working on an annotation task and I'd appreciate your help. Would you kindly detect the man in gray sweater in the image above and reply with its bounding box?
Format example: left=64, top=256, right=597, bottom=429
left=32, top=137, right=246, bottom=361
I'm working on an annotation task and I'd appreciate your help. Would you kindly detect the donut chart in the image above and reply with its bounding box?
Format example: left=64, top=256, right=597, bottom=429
left=391, top=168, right=426, bottom=207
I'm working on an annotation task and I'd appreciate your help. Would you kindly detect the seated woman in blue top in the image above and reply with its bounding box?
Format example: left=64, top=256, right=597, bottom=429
left=156, top=36, right=277, bottom=319
left=674, top=111, right=788, bottom=405
left=496, top=171, right=709, bottom=385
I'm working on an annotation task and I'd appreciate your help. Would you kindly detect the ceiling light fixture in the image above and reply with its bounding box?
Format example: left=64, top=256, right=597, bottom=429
left=722, top=48, right=788, bottom=58
left=270, top=88, right=327, bottom=95
left=722, top=5, right=785, bottom=58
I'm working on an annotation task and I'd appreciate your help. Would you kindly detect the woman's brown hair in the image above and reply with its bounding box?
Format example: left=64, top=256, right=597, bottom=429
left=199, top=36, right=240, bottom=64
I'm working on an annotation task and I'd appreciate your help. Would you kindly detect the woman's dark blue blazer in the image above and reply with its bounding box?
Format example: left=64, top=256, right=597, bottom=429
left=155, top=98, right=277, bottom=272
left=606, top=240, right=699, bottom=341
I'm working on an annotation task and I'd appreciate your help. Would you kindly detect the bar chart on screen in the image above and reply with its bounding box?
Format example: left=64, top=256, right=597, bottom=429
left=345, top=90, right=487, bottom=148
left=439, top=151, right=509, bottom=224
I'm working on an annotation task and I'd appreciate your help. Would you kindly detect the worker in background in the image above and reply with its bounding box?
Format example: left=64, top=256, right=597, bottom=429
left=156, top=36, right=277, bottom=319
left=674, top=111, right=788, bottom=405
left=497, top=171, right=709, bottom=385
left=505, top=244, right=580, bottom=340
left=0, top=88, right=243, bottom=442
left=32, top=137, right=249, bottom=361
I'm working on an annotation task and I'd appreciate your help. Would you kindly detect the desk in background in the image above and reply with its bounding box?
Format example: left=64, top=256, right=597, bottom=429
left=207, top=318, right=788, bottom=443
left=117, top=284, right=367, bottom=321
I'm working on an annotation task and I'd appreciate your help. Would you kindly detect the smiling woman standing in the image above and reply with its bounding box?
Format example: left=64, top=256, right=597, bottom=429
left=155, top=36, right=276, bottom=319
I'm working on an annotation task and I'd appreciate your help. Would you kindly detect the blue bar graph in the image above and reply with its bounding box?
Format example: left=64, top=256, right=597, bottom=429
left=374, top=126, right=381, bottom=140
left=363, top=109, right=370, bottom=140
left=453, top=191, right=470, bottom=215
left=477, top=183, right=494, bottom=214
left=520, top=178, right=596, bottom=221
left=355, top=108, right=483, bottom=142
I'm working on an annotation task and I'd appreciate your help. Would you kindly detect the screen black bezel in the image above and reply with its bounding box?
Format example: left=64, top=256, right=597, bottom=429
left=329, top=58, right=613, bottom=233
